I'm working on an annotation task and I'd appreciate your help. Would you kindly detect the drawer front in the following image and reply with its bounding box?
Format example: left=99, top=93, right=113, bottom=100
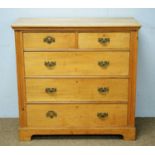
left=23, top=33, right=76, bottom=50
left=78, top=33, right=130, bottom=49
left=27, top=104, right=127, bottom=128
left=25, top=52, right=129, bottom=76
left=26, top=79, right=128, bottom=102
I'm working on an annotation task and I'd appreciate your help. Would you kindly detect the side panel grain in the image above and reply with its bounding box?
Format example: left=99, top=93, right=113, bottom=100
left=128, top=31, right=138, bottom=127
left=15, top=31, right=27, bottom=127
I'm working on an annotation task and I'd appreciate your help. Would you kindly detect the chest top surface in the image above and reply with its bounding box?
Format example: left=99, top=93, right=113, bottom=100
left=12, top=17, right=141, bottom=29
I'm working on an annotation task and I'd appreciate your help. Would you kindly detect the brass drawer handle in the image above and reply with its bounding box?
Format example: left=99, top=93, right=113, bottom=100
left=44, top=61, right=56, bottom=68
left=46, top=111, right=57, bottom=119
left=43, top=36, right=55, bottom=44
left=98, top=87, right=109, bottom=94
left=97, top=112, right=108, bottom=119
left=45, top=88, right=57, bottom=94
left=98, top=38, right=110, bottom=44
left=98, top=61, right=110, bottom=68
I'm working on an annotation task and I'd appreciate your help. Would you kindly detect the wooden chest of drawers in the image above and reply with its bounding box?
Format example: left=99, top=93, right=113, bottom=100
left=12, top=18, right=140, bottom=141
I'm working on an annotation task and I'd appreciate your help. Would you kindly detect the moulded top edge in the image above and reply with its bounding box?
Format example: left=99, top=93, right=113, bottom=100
left=12, top=17, right=141, bottom=29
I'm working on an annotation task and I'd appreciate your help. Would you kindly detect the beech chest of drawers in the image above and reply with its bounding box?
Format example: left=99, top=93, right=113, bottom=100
left=12, top=18, right=141, bottom=141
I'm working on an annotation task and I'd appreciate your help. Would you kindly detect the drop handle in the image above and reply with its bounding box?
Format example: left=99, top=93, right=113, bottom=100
left=45, top=88, right=57, bottom=94
left=98, top=87, right=109, bottom=94
left=97, top=112, right=108, bottom=119
left=44, top=61, right=56, bottom=68
left=43, top=36, right=55, bottom=44
left=98, top=61, right=110, bottom=68
left=98, top=37, right=110, bottom=44
left=46, top=111, right=57, bottom=119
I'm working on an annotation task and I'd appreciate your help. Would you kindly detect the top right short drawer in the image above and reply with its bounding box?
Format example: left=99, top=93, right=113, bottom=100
left=78, top=32, right=130, bottom=50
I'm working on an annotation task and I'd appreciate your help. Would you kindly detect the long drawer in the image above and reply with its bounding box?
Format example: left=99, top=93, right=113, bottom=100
left=26, top=79, right=128, bottom=102
left=78, top=32, right=130, bottom=49
left=23, top=33, right=76, bottom=50
left=24, top=52, right=129, bottom=76
left=27, top=104, right=127, bottom=128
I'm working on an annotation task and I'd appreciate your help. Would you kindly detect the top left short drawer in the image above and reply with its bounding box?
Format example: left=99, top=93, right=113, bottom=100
left=23, top=33, right=76, bottom=51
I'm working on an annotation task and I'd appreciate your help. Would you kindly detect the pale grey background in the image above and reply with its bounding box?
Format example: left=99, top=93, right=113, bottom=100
left=0, top=8, right=155, bottom=117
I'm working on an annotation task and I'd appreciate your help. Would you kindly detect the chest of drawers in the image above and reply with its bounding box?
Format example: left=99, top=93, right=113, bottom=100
left=12, top=18, right=140, bottom=141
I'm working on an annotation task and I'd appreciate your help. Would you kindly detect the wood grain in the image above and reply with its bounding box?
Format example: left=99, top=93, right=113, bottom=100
left=12, top=18, right=140, bottom=141
left=27, top=103, right=127, bottom=128
left=12, top=18, right=141, bottom=28
left=19, top=127, right=136, bottom=141
left=24, top=52, right=129, bottom=76
left=26, top=78, right=128, bottom=102
left=23, top=33, right=76, bottom=50
left=15, top=31, right=27, bottom=127
left=78, top=32, right=130, bottom=49
left=128, top=31, right=138, bottom=127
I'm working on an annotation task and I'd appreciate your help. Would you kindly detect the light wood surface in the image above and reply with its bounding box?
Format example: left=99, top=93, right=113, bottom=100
left=23, top=33, right=76, bottom=49
left=12, top=18, right=141, bottom=28
left=19, top=127, right=136, bottom=141
left=24, top=52, right=129, bottom=76
left=27, top=103, right=127, bottom=128
left=12, top=18, right=140, bottom=141
left=14, top=31, right=27, bottom=127
left=26, top=79, right=128, bottom=102
left=79, top=33, right=130, bottom=49
left=128, top=31, right=138, bottom=127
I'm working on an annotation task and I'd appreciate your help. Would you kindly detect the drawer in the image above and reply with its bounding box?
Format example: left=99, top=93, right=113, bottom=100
left=24, top=52, right=129, bottom=76
left=78, top=33, right=130, bottom=49
left=23, top=33, right=76, bottom=50
left=26, top=79, right=128, bottom=102
left=27, top=104, right=127, bottom=128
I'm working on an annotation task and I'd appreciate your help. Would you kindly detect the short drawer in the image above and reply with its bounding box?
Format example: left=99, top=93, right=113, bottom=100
left=23, top=33, right=76, bottom=50
left=24, top=52, right=129, bottom=76
left=26, top=79, right=128, bottom=102
left=78, top=33, right=130, bottom=49
left=27, top=104, right=127, bottom=128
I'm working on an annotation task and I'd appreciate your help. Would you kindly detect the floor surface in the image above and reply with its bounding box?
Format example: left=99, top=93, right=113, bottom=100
left=0, top=118, right=155, bottom=146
